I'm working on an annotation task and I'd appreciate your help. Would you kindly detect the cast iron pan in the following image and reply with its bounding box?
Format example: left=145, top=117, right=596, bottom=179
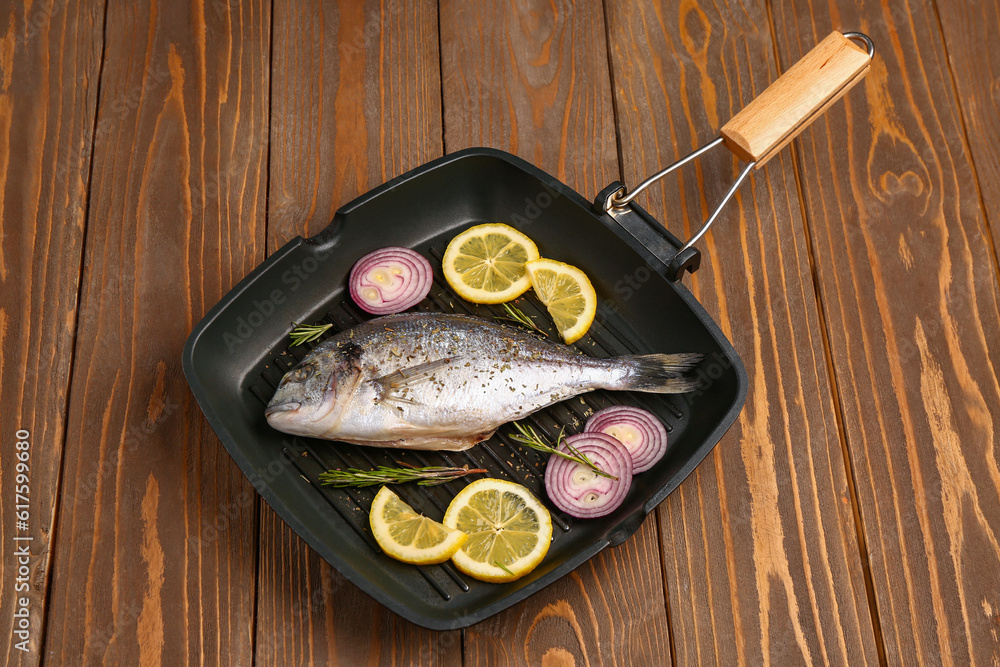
left=182, top=32, right=873, bottom=630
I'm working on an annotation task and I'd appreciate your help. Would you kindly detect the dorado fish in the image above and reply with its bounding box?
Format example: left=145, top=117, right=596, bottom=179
left=265, top=312, right=702, bottom=451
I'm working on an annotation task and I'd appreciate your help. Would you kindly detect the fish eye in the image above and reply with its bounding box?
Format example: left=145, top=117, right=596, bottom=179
left=291, top=364, right=315, bottom=383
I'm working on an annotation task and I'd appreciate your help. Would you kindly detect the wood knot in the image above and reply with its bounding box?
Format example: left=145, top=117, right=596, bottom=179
left=524, top=599, right=589, bottom=666
left=879, top=170, right=924, bottom=198
left=868, top=133, right=931, bottom=211
left=541, top=647, right=576, bottom=667
left=678, top=0, right=712, bottom=57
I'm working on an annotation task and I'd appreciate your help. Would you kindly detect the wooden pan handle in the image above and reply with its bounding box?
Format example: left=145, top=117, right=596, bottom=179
left=721, top=31, right=872, bottom=167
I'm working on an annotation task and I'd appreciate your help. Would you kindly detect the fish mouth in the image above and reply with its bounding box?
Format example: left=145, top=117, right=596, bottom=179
left=265, top=401, right=302, bottom=418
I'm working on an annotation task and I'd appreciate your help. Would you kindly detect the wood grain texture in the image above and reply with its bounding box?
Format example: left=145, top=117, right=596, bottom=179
left=770, top=1, right=1000, bottom=665
left=0, top=1, right=105, bottom=663
left=440, top=0, right=618, bottom=192
left=440, top=1, right=673, bottom=663
left=4, top=0, right=995, bottom=662
left=257, top=1, right=457, bottom=664
left=267, top=0, right=444, bottom=250
left=42, top=0, right=270, bottom=663
left=934, top=0, right=1000, bottom=253
left=605, top=0, right=879, bottom=664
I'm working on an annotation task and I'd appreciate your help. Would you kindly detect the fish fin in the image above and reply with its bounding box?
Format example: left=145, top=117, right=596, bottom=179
left=372, top=357, right=460, bottom=404
left=618, top=353, right=705, bottom=393
left=390, top=432, right=492, bottom=451
left=338, top=431, right=493, bottom=451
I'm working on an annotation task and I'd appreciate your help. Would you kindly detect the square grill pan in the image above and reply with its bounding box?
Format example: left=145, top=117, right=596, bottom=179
left=183, top=148, right=747, bottom=630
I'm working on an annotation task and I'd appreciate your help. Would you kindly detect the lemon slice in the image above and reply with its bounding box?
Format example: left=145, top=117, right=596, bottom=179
left=442, top=223, right=540, bottom=303
left=369, top=487, right=468, bottom=565
left=443, top=479, right=552, bottom=583
left=525, top=258, right=597, bottom=344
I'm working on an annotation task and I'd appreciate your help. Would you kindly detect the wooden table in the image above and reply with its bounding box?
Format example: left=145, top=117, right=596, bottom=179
left=3, top=0, right=998, bottom=664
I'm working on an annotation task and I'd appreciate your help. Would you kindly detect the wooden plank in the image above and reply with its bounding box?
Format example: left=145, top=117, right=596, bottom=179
left=769, top=1, right=1000, bottom=664
left=256, top=2, right=458, bottom=663
left=41, top=0, right=270, bottom=663
left=934, top=0, right=1000, bottom=251
left=266, top=0, right=444, bottom=250
left=439, top=1, right=674, bottom=663
left=604, top=0, right=880, bottom=663
left=0, top=1, right=105, bottom=662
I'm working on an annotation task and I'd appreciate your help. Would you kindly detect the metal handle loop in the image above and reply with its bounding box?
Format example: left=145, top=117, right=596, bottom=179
left=842, top=31, right=875, bottom=58
left=606, top=137, right=726, bottom=211
left=604, top=137, right=756, bottom=256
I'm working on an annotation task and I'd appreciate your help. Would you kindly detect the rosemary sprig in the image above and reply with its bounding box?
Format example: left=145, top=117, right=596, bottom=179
left=497, top=302, right=546, bottom=335
left=317, top=463, right=487, bottom=488
left=508, top=422, right=618, bottom=480
left=289, top=321, right=333, bottom=346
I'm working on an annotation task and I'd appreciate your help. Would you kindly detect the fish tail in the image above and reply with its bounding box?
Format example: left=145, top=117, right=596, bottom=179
left=617, top=353, right=705, bottom=393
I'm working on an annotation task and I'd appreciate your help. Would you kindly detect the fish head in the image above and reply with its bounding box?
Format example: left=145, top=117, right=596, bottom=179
left=265, top=342, right=364, bottom=436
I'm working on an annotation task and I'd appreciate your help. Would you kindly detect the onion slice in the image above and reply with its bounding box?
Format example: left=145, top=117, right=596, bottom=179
left=584, top=405, right=667, bottom=473
left=349, top=247, right=433, bottom=315
left=543, top=433, right=633, bottom=518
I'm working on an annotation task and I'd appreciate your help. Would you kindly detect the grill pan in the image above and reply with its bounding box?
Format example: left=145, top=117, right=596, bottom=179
left=183, top=31, right=873, bottom=630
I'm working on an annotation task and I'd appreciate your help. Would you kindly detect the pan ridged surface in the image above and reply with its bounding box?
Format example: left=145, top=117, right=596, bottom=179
left=258, top=1, right=457, bottom=665
left=0, top=1, right=105, bottom=664
left=440, top=1, right=675, bottom=664
left=772, top=1, right=1000, bottom=664
left=605, top=0, right=880, bottom=664
left=41, top=1, right=269, bottom=664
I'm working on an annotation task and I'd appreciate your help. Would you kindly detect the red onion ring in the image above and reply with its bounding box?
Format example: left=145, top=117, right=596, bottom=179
left=585, top=405, right=667, bottom=473
left=348, top=247, right=433, bottom=315
left=543, top=433, right=633, bottom=518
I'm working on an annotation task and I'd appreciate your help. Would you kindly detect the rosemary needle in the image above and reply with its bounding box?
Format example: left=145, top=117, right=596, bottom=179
left=497, top=302, right=547, bottom=335
left=508, top=422, right=617, bottom=480
left=494, top=561, right=515, bottom=576
left=289, top=322, right=333, bottom=346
